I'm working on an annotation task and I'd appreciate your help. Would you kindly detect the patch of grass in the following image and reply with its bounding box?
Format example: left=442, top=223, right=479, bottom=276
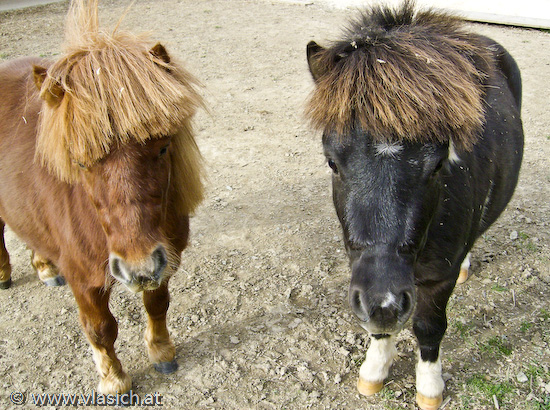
left=531, top=395, right=550, bottom=410
left=518, top=231, right=530, bottom=240
left=467, top=374, right=514, bottom=406
left=541, top=309, right=550, bottom=321
left=525, top=364, right=549, bottom=381
left=454, top=321, right=476, bottom=339
left=492, top=284, right=509, bottom=292
left=480, top=336, right=513, bottom=357
left=515, top=231, right=541, bottom=253
left=460, top=395, right=473, bottom=410
left=520, top=321, right=533, bottom=332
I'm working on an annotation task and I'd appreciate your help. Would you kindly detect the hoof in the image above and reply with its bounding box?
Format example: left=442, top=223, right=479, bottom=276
left=154, top=359, right=178, bottom=374
left=357, top=377, right=384, bottom=396
left=416, top=393, right=443, bottom=410
left=0, top=278, right=12, bottom=290
left=43, top=275, right=66, bottom=287
left=456, top=268, right=468, bottom=284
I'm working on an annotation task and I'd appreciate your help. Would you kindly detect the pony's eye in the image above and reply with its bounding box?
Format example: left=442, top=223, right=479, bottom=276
left=159, top=144, right=169, bottom=157
left=327, top=158, right=339, bottom=174
left=432, top=159, right=444, bottom=175
left=77, top=162, right=87, bottom=170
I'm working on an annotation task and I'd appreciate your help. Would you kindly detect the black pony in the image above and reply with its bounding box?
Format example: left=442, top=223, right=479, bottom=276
left=306, top=2, right=523, bottom=409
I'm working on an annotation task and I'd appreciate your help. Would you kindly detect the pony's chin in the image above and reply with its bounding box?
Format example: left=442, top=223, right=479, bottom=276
left=359, top=321, right=402, bottom=336
left=118, top=278, right=161, bottom=293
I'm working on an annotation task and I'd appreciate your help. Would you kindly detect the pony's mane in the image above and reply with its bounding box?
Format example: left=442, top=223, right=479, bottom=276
left=36, top=0, right=204, bottom=215
left=305, top=1, right=494, bottom=150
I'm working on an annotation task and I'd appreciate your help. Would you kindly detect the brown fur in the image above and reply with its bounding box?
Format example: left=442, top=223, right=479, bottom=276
left=305, top=1, right=494, bottom=150
left=36, top=0, right=204, bottom=215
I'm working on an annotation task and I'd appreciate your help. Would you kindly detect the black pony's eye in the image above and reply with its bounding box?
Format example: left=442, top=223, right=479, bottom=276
left=432, top=159, right=444, bottom=175
left=327, top=158, right=339, bottom=174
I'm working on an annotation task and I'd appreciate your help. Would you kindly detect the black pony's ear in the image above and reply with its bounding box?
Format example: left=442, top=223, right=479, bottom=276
left=307, top=41, right=327, bottom=82
left=150, top=42, right=171, bottom=64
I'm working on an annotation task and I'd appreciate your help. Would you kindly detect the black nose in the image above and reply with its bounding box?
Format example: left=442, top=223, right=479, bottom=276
left=349, top=286, right=414, bottom=329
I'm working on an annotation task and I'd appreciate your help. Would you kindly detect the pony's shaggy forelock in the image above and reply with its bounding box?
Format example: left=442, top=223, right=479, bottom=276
left=306, top=1, right=494, bottom=150
left=36, top=0, right=204, bottom=215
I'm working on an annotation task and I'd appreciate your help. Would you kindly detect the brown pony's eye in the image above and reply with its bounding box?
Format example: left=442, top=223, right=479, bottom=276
left=159, top=144, right=169, bottom=157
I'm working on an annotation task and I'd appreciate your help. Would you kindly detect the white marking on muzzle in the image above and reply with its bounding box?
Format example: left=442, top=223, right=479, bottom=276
left=381, top=292, right=397, bottom=309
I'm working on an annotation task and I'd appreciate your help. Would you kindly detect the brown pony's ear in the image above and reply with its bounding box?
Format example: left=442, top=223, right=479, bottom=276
left=307, top=41, right=327, bottom=82
left=150, top=43, right=171, bottom=64
left=32, top=65, right=64, bottom=107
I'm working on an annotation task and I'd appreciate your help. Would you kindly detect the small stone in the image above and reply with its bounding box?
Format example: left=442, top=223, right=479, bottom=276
left=230, top=336, right=240, bottom=344
left=509, top=231, right=518, bottom=240
left=334, top=374, right=342, bottom=384
left=517, top=372, right=528, bottom=383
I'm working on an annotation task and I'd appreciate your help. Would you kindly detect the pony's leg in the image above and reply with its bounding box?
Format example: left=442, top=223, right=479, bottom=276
left=357, top=334, right=397, bottom=396
left=456, top=252, right=471, bottom=284
left=143, top=282, right=178, bottom=374
left=0, top=221, right=12, bottom=289
left=412, top=278, right=456, bottom=410
left=31, top=251, right=65, bottom=287
left=73, top=285, right=131, bottom=395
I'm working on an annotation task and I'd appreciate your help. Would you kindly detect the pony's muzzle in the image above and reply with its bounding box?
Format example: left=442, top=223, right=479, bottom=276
left=109, top=245, right=168, bottom=292
left=349, top=284, right=415, bottom=334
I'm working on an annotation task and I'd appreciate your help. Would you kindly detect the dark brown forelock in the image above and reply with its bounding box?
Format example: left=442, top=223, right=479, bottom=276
left=305, top=1, right=494, bottom=150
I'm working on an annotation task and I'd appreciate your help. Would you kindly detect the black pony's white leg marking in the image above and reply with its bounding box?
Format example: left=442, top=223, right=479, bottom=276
left=357, top=334, right=397, bottom=396
left=413, top=276, right=455, bottom=410
left=457, top=252, right=471, bottom=284
left=416, top=349, right=444, bottom=410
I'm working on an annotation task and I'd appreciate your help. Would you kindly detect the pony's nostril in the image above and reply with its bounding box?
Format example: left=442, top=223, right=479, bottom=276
left=350, top=288, right=369, bottom=321
left=397, top=291, right=414, bottom=321
left=110, top=257, right=121, bottom=278
left=152, top=246, right=167, bottom=275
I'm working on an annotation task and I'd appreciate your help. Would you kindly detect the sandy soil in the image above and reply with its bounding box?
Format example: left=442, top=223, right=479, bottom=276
left=0, top=1, right=549, bottom=409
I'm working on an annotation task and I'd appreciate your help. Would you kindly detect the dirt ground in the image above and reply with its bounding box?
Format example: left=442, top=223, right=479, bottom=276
left=0, top=1, right=549, bottom=409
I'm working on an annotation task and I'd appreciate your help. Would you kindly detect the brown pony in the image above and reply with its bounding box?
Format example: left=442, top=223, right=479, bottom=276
left=0, top=0, right=204, bottom=394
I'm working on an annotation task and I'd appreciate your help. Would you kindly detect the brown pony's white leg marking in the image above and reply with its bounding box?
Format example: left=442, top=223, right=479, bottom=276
left=416, top=351, right=444, bottom=410
left=0, top=221, right=12, bottom=289
left=31, top=251, right=65, bottom=287
left=143, top=283, right=178, bottom=374
left=357, top=335, right=397, bottom=396
left=456, top=252, right=471, bottom=284
left=90, top=343, right=132, bottom=395
left=74, top=286, right=131, bottom=395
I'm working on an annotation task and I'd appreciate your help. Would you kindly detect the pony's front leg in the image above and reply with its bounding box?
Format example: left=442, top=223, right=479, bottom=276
left=413, top=278, right=456, bottom=410
left=143, top=282, right=178, bottom=374
left=357, top=334, right=397, bottom=396
left=73, top=285, right=131, bottom=394
left=0, top=220, right=12, bottom=289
